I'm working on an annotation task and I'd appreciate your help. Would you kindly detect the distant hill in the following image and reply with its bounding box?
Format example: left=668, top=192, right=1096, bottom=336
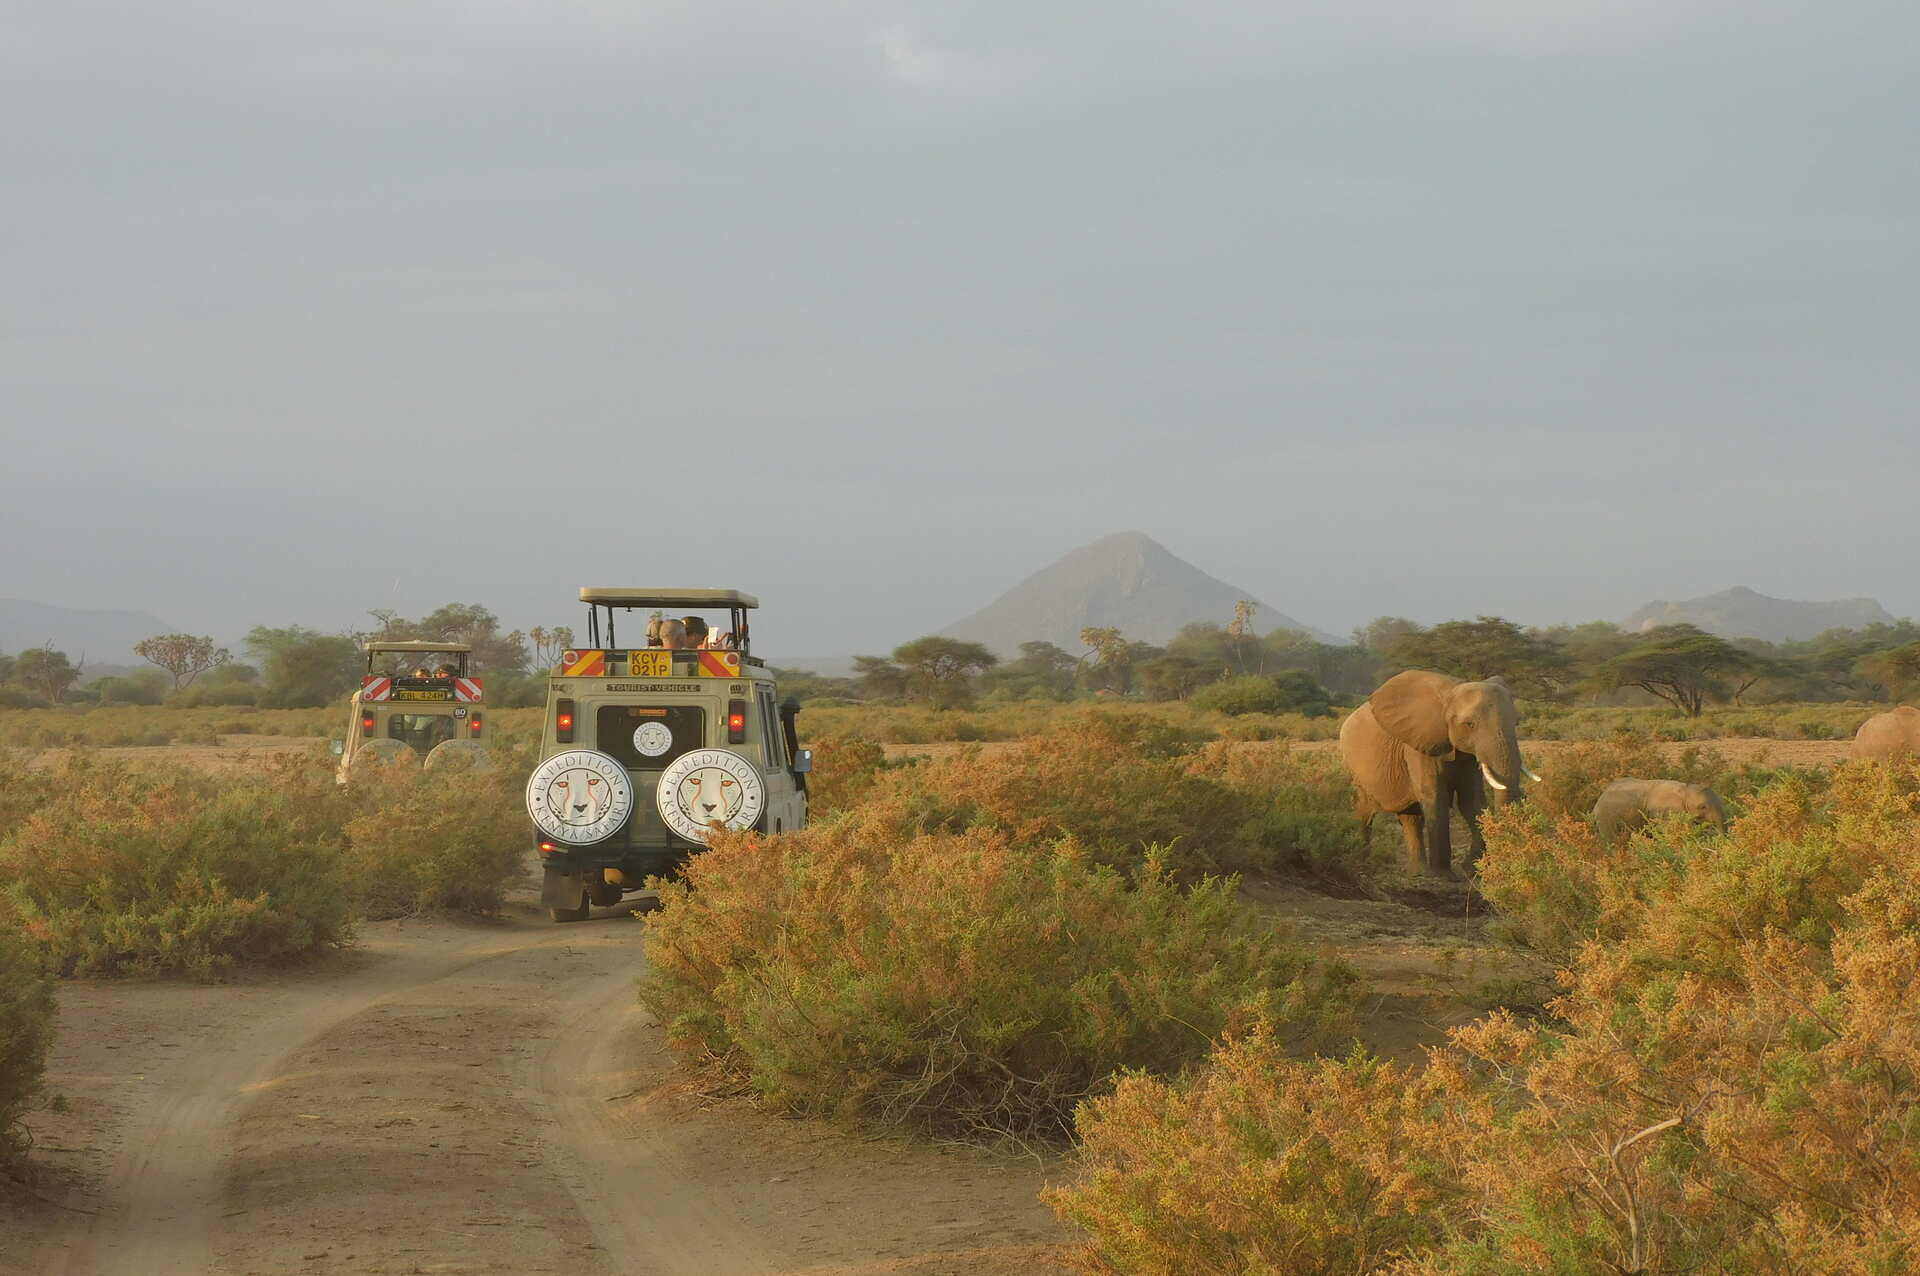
left=940, top=532, right=1336, bottom=657
left=0, top=598, right=174, bottom=666
left=1623, top=586, right=1896, bottom=643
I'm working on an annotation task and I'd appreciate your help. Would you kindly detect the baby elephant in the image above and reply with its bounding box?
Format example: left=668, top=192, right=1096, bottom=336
left=1591, top=779, right=1728, bottom=846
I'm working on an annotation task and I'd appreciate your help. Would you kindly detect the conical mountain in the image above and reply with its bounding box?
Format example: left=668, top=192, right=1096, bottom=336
left=1623, top=586, right=1895, bottom=643
left=940, top=532, right=1334, bottom=657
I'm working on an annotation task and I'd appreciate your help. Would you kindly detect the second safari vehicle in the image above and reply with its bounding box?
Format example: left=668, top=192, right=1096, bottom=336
left=334, top=640, right=488, bottom=781
left=525, top=588, right=811, bottom=922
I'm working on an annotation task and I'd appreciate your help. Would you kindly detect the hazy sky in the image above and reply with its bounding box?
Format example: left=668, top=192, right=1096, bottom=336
left=4, top=0, right=1915, bottom=654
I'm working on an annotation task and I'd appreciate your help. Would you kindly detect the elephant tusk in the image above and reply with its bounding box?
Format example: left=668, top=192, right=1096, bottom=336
left=1480, top=762, right=1508, bottom=792
left=1524, top=768, right=1543, bottom=784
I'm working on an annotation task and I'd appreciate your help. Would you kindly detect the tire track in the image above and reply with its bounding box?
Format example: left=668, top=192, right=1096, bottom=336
left=40, top=919, right=615, bottom=1276
left=525, top=952, right=784, bottom=1275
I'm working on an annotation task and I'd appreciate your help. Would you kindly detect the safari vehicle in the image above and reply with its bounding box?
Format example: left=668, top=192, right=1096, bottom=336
left=333, top=641, right=487, bottom=781
left=525, top=588, right=811, bottom=922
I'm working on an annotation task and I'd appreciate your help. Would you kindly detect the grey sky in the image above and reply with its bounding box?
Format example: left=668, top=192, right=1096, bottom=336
left=3, top=0, right=1915, bottom=654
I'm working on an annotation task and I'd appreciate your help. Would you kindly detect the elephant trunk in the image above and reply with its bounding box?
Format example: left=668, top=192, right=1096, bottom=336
left=1477, top=734, right=1529, bottom=804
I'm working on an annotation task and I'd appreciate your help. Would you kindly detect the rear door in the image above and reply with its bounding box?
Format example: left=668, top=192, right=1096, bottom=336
left=591, top=702, right=708, bottom=845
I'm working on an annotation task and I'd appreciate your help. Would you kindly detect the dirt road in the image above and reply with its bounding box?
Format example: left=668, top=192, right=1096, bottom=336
left=8, top=907, right=1069, bottom=1275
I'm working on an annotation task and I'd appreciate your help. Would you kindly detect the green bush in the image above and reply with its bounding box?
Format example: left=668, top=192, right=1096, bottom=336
left=640, top=814, right=1354, bottom=1139
left=1184, top=742, right=1387, bottom=877
left=341, top=752, right=528, bottom=919
left=1, top=756, right=357, bottom=977
left=0, top=924, right=55, bottom=1163
left=1191, top=672, right=1333, bottom=718
left=92, top=672, right=167, bottom=705
left=169, top=682, right=262, bottom=707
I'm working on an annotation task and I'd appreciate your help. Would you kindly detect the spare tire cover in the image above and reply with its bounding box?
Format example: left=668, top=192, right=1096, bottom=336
left=424, top=739, right=492, bottom=771
left=656, top=749, right=765, bottom=844
left=351, top=737, right=415, bottom=768
left=527, top=749, right=634, bottom=845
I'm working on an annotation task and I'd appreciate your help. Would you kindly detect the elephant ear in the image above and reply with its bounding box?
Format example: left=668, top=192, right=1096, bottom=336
left=1369, top=670, right=1458, bottom=758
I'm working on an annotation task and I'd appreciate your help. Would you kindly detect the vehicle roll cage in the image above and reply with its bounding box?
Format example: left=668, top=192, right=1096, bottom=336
left=579, top=588, right=756, bottom=657
left=362, top=641, right=472, bottom=677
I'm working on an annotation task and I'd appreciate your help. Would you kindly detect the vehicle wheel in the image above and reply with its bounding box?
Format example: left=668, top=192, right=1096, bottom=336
left=548, top=892, right=591, bottom=923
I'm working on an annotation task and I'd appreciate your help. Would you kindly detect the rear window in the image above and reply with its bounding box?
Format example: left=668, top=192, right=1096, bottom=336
left=594, top=705, right=705, bottom=769
left=386, top=713, right=457, bottom=754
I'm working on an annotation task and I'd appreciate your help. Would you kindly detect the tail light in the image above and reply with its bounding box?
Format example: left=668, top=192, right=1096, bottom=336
left=361, top=713, right=376, bottom=732
left=537, top=841, right=558, bottom=856
left=555, top=698, right=575, bottom=743
left=468, top=712, right=483, bottom=734
left=727, top=699, right=747, bottom=744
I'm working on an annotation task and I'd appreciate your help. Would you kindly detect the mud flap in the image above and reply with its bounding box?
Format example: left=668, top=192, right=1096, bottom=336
left=541, top=867, right=587, bottom=909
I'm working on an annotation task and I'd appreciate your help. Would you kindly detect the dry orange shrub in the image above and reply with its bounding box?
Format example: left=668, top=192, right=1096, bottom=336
left=639, top=808, right=1354, bottom=1140
left=1, top=744, right=539, bottom=976
left=872, top=716, right=1374, bottom=877
left=897, top=725, right=1265, bottom=875
left=801, top=735, right=889, bottom=816
left=1056, top=760, right=1920, bottom=1273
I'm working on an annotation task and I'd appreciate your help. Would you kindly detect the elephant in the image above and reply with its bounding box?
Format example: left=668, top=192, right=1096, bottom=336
left=1850, top=706, right=1920, bottom=760
left=1338, top=670, right=1537, bottom=876
left=1590, top=778, right=1727, bottom=846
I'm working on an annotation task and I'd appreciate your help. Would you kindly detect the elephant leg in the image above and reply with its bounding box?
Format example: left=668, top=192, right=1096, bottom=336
left=1396, top=811, right=1424, bottom=869
left=1457, top=769, right=1488, bottom=872
left=1424, top=797, right=1453, bottom=876
left=1353, top=792, right=1377, bottom=846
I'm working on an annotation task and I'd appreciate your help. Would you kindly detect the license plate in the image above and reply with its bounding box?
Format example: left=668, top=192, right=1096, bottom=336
left=393, top=688, right=453, bottom=702
left=627, top=651, right=673, bottom=677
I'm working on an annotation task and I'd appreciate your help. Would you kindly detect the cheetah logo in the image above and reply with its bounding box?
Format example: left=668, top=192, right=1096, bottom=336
left=526, top=749, right=633, bottom=845
left=656, top=749, right=764, bottom=843
left=548, top=765, right=612, bottom=826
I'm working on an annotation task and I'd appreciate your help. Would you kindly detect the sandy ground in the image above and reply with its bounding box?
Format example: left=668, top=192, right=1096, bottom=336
left=3, top=905, right=1072, bottom=1276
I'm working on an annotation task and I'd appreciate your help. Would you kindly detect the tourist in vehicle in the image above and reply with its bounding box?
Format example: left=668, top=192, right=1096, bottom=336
left=657, top=619, right=691, bottom=649
left=681, top=616, right=711, bottom=648
left=433, top=664, right=456, bottom=679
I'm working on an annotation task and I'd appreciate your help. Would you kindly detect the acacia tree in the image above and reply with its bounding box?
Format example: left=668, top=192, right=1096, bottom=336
left=851, top=654, right=909, bottom=700
left=892, top=636, right=998, bottom=710
left=1592, top=625, right=1778, bottom=717
left=1858, top=641, right=1920, bottom=702
left=133, top=633, right=230, bottom=690
left=244, top=626, right=360, bottom=707
left=14, top=645, right=82, bottom=703
left=1385, top=616, right=1572, bottom=699
left=366, top=603, right=529, bottom=673
left=983, top=641, right=1079, bottom=700
left=1080, top=627, right=1154, bottom=694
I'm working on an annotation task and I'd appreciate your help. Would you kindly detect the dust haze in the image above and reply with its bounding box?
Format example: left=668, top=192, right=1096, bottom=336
left=3, top=0, right=1915, bottom=649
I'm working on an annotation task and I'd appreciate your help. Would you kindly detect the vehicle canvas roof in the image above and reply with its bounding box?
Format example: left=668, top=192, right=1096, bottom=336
left=578, top=588, right=759, bottom=609
left=363, top=640, right=474, bottom=653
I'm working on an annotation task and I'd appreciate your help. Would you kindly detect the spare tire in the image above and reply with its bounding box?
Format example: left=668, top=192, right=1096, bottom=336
left=424, top=739, right=491, bottom=772
left=350, top=737, right=415, bottom=770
